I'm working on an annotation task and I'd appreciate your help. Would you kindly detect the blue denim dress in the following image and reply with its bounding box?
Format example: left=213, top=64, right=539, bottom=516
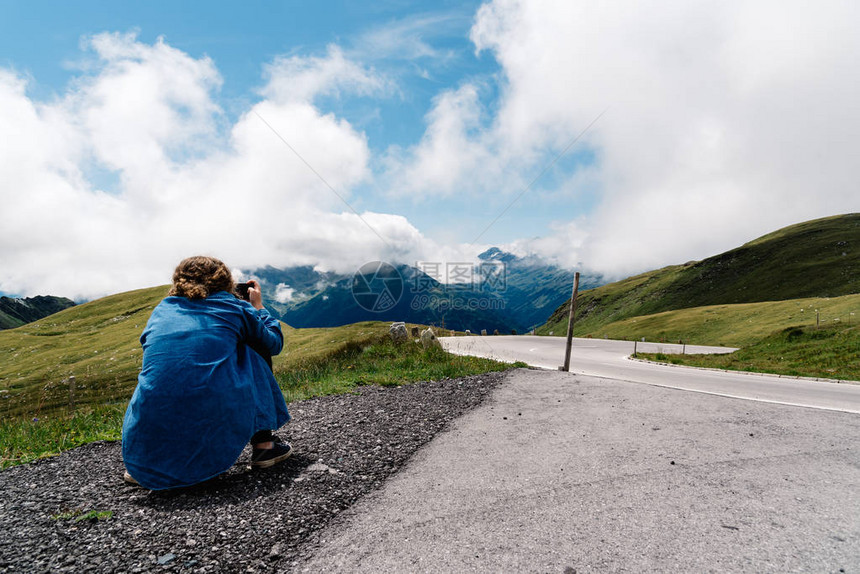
left=122, top=291, right=290, bottom=490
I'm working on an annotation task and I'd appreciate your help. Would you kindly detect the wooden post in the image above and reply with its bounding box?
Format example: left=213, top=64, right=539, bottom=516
left=562, top=272, right=580, bottom=372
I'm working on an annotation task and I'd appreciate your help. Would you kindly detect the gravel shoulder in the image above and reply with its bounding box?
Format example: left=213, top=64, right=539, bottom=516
left=0, top=372, right=508, bottom=573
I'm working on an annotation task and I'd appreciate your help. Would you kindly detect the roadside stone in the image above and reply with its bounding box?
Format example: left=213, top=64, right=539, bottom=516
left=388, top=322, right=408, bottom=344
left=421, top=328, right=441, bottom=349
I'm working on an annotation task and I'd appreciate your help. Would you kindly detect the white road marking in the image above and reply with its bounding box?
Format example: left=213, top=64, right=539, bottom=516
left=441, top=335, right=860, bottom=414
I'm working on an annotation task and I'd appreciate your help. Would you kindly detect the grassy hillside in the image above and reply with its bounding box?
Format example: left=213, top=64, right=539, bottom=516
left=540, top=213, right=860, bottom=337
left=1, top=329, right=515, bottom=468
left=0, top=310, right=23, bottom=330
left=0, top=286, right=166, bottom=420
left=640, top=324, right=860, bottom=382
left=1, top=287, right=518, bottom=468
left=587, top=293, right=860, bottom=347
left=0, top=286, right=464, bottom=422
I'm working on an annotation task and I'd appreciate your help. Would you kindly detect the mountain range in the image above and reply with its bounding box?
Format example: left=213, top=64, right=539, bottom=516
left=251, top=248, right=601, bottom=333
left=0, top=296, right=76, bottom=330
left=0, top=249, right=590, bottom=334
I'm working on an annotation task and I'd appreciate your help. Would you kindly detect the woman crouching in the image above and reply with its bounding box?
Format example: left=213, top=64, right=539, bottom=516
left=122, top=256, right=292, bottom=490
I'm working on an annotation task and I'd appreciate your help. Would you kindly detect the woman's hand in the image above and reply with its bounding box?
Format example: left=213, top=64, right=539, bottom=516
left=247, top=280, right=264, bottom=310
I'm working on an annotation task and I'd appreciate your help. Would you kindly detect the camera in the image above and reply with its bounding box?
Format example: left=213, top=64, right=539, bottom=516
left=236, top=282, right=252, bottom=301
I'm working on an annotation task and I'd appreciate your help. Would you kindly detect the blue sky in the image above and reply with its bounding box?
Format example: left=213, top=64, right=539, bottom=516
left=0, top=0, right=583, bottom=245
left=1, top=1, right=858, bottom=299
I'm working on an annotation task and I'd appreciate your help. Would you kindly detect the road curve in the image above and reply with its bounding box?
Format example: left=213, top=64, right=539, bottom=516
left=441, top=335, right=860, bottom=414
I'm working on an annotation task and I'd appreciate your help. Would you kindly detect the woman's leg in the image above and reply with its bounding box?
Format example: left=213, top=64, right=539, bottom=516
left=250, top=429, right=273, bottom=449
left=250, top=429, right=292, bottom=467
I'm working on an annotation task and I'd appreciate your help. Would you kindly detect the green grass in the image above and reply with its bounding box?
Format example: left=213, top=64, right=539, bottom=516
left=277, top=334, right=521, bottom=402
left=0, top=294, right=517, bottom=469
left=0, top=291, right=450, bottom=421
left=638, top=324, right=860, bottom=381
left=51, top=509, right=114, bottom=522
left=1, top=336, right=517, bottom=469
left=0, top=311, right=25, bottom=330
left=585, top=293, right=860, bottom=347
left=1, top=404, right=126, bottom=468
left=0, top=286, right=166, bottom=420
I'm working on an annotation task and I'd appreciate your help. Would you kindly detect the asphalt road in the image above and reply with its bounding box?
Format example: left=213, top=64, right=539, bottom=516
left=440, top=335, right=860, bottom=414
left=300, top=369, right=860, bottom=572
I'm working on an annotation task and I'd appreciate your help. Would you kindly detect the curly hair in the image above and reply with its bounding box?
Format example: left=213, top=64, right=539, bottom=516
left=168, top=256, right=235, bottom=300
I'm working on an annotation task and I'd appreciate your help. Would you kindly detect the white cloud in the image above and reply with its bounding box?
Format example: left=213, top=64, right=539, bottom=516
left=385, top=0, right=860, bottom=277
left=81, top=33, right=223, bottom=177
left=5, top=2, right=859, bottom=300
left=351, top=11, right=468, bottom=71
left=274, top=283, right=296, bottom=303
left=505, top=218, right=591, bottom=269
left=0, top=34, right=432, bottom=299
left=498, top=0, right=859, bottom=276
left=383, top=83, right=497, bottom=197
left=355, top=14, right=450, bottom=61
left=261, top=44, right=391, bottom=105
